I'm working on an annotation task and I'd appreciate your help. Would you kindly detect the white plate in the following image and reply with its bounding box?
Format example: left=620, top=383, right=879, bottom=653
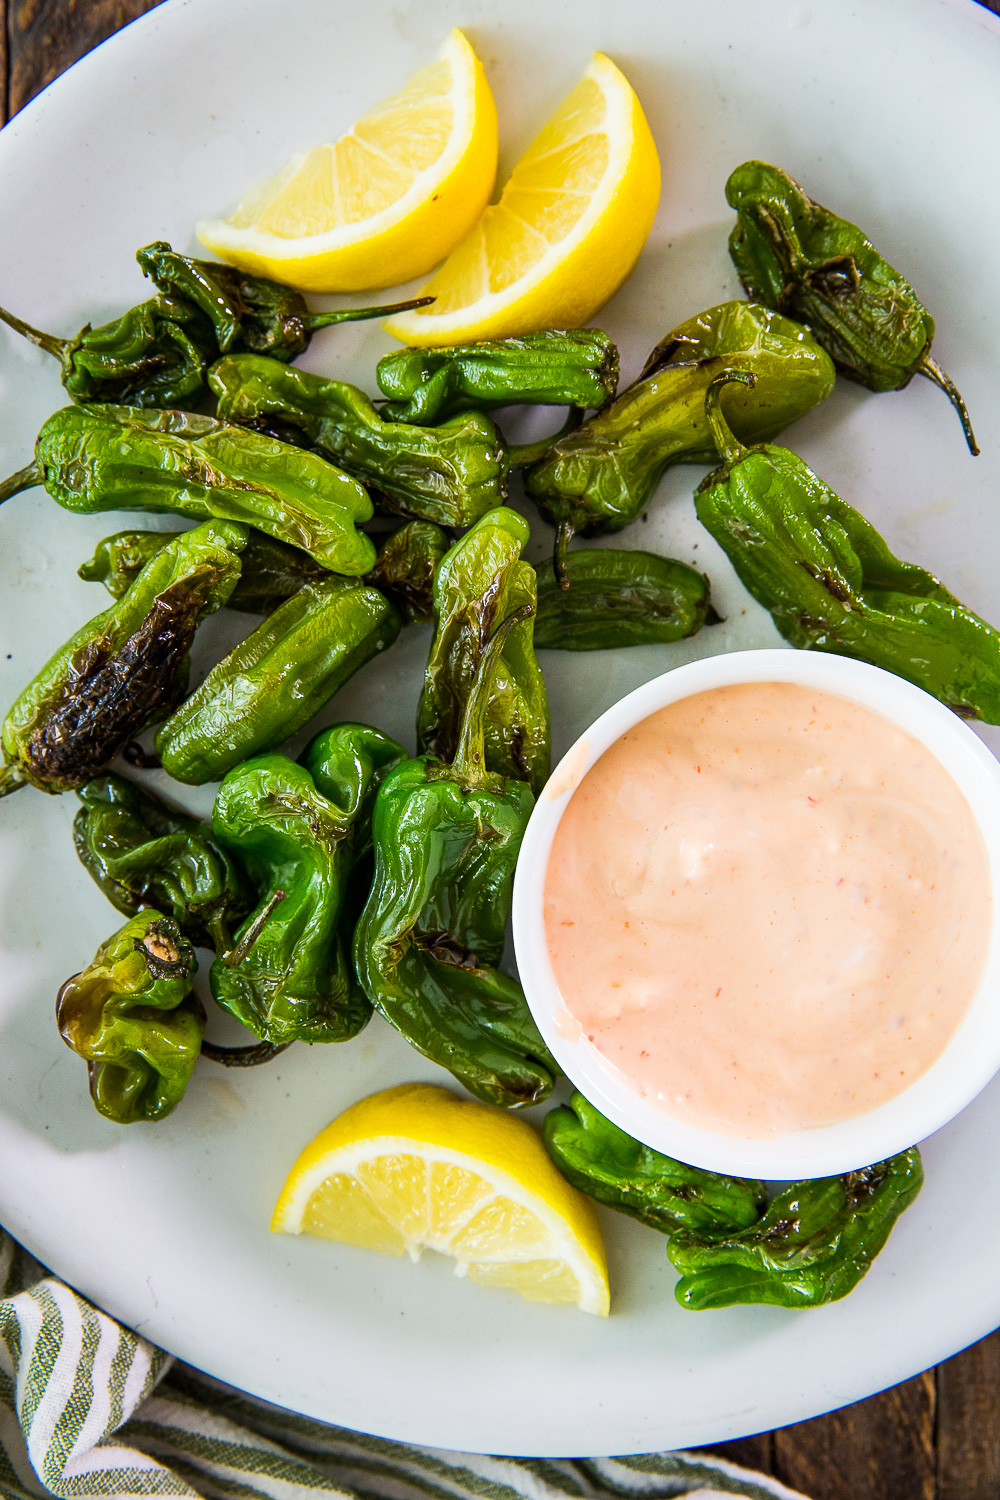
left=1, top=0, right=999, bottom=1459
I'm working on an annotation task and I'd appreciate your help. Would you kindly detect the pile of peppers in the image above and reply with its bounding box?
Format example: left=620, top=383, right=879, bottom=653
left=5, top=162, right=977, bottom=1309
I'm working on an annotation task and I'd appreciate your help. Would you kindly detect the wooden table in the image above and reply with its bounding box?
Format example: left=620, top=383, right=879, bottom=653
left=4, top=3, right=1000, bottom=1495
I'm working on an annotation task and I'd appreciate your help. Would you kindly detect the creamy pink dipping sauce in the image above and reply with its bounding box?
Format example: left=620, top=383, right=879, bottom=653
left=543, top=681, right=992, bottom=1138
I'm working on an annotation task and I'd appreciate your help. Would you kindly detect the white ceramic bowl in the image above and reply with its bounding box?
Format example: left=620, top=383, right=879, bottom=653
left=512, top=648, right=1000, bottom=1179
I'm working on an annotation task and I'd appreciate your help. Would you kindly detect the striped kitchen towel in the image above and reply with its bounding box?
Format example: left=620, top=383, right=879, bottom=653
left=0, top=1229, right=809, bottom=1500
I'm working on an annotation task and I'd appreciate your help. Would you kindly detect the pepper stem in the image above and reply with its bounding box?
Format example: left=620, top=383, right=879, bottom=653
left=304, top=295, right=435, bottom=331
left=0, top=462, right=42, bottom=505
left=553, top=522, right=573, bottom=591
left=704, top=369, right=758, bottom=464
left=220, top=888, right=286, bottom=969
left=0, top=304, right=66, bottom=358
left=918, top=354, right=980, bottom=456
left=0, top=764, right=27, bottom=799
left=451, top=604, right=535, bottom=788
left=507, top=406, right=584, bottom=468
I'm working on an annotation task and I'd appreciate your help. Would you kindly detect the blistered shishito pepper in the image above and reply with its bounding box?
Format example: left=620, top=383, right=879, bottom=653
left=56, top=908, right=204, bottom=1124
left=526, top=302, right=835, bottom=574
left=534, top=548, right=715, bottom=650
left=156, top=576, right=400, bottom=785
left=80, top=518, right=449, bottom=628
left=696, top=371, right=1000, bottom=721
left=668, top=1149, right=923, bottom=1309
left=73, top=773, right=251, bottom=951
left=375, top=329, right=619, bottom=424
left=725, top=162, right=978, bottom=455
left=209, top=355, right=507, bottom=529
left=0, top=520, right=245, bottom=799
left=79, top=526, right=329, bottom=614
left=136, top=241, right=432, bottom=362
left=210, top=724, right=406, bottom=1045
left=544, top=1093, right=766, bottom=1235
left=0, top=404, right=376, bottom=575
left=0, top=296, right=216, bottom=407
left=418, top=507, right=550, bottom=795
left=354, top=609, right=556, bottom=1108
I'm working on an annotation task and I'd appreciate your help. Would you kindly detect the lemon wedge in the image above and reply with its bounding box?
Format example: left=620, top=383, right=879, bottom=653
left=271, top=1083, right=610, bottom=1315
left=197, top=30, right=497, bottom=293
left=382, top=52, right=660, bottom=346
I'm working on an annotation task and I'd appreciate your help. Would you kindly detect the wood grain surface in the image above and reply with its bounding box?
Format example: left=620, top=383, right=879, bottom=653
left=1, top=3, right=999, bottom=1497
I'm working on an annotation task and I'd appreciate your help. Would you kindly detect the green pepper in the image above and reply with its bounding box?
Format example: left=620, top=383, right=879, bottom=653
left=210, top=723, right=406, bottom=1045
left=375, top=329, right=619, bottom=424
left=524, top=301, right=835, bottom=574
left=725, top=161, right=978, bottom=455
left=0, top=520, right=245, bottom=799
left=56, top=908, right=204, bottom=1124
left=534, top=548, right=715, bottom=650
left=73, top=772, right=251, bottom=952
left=364, top=520, right=450, bottom=624
left=353, top=609, right=556, bottom=1108
left=0, top=295, right=216, bottom=407
left=417, top=507, right=550, bottom=795
left=155, top=576, right=401, bottom=785
left=0, top=404, right=376, bottom=575
left=209, top=354, right=507, bottom=529
left=668, top=1149, right=923, bottom=1309
left=136, top=241, right=432, bottom=361
left=78, top=525, right=329, bottom=613
left=695, top=371, right=1000, bottom=721
left=544, top=1093, right=765, bottom=1235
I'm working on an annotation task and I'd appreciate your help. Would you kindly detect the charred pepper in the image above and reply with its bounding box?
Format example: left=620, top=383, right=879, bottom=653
left=525, top=301, right=835, bottom=573
left=210, top=723, right=406, bottom=1045
left=353, top=609, right=556, bottom=1108
left=534, top=547, right=714, bottom=650
left=364, top=520, right=450, bottom=623
left=156, top=576, right=401, bottom=785
left=56, top=908, right=204, bottom=1124
left=73, top=772, right=251, bottom=951
left=0, top=295, right=215, bottom=408
left=725, top=161, right=978, bottom=454
left=695, top=371, right=1000, bottom=721
left=209, top=354, right=507, bottom=528
left=136, top=241, right=432, bottom=362
left=0, top=404, right=376, bottom=575
left=668, top=1149, right=923, bottom=1309
left=418, top=507, right=550, bottom=795
left=544, top=1093, right=765, bottom=1235
left=375, top=329, right=619, bottom=424
left=0, top=520, right=245, bottom=798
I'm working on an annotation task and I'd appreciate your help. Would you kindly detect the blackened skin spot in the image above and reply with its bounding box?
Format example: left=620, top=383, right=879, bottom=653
left=418, top=928, right=481, bottom=971
left=26, top=569, right=218, bottom=790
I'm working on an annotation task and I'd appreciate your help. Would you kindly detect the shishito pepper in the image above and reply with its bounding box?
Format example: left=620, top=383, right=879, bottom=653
left=0, top=295, right=216, bottom=407
left=353, top=609, right=556, bottom=1108
left=80, top=518, right=450, bottom=625
left=210, top=724, right=406, bottom=1045
left=136, top=241, right=432, bottom=362
left=209, top=355, right=507, bottom=529
left=544, top=1093, right=765, bottom=1235
left=56, top=908, right=204, bottom=1124
left=156, top=576, right=401, bottom=785
left=79, top=525, right=329, bottom=614
left=534, top=548, right=715, bottom=650
left=725, top=161, right=978, bottom=455
left=695, top=371, right=1000, bottom=721
left=668, top=1149, right=923, bottom=1309
left=525, top=301, right=836, bottom=574
left=375, top=329, right=619, bottom=424
left=0, top=404, right=376, bottom=575
left=73, top=773, right=251, bottom=952
left=418, top=507, right=550, bottom=795
left=0, top=520, right=246, bottom=798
